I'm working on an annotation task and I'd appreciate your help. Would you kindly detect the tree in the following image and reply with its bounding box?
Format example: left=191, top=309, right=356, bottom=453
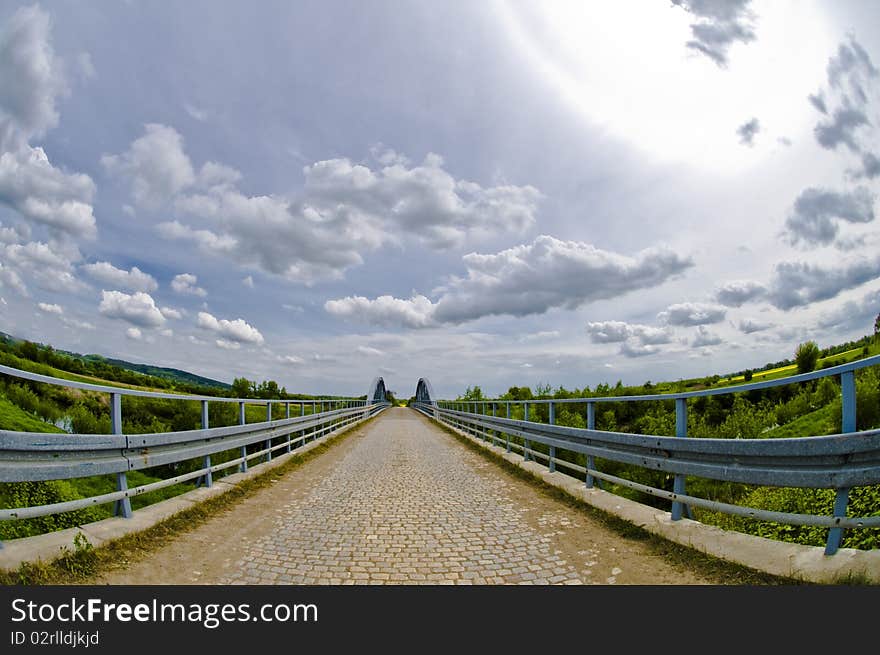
left=795, top=341, right=820, bottom=374
left=231, top=377, right=252, bottom=398
left=874, top=313, right=880, bottom=341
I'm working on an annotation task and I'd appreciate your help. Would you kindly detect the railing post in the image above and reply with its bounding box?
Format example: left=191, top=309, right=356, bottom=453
left=111, top=392, right=132, bottom=518
left=265, top=402, right=273, bottom=462
left=586, top=401, right=596, bottom=488
left=491, top=402, right=497, bottom=446
left=201, top=400, right=212, bottom=487
left=285, top=402, right=292, bottom=453
left=239, top=402, right=247, bottom=472
left=523, top=402, right=530, bottom=461
left=506, top=402, right=511, bottom=452
left=671, top=398, right=689, bottom=521
left=548, top=401, right=555, bottom=473
left=826, top=371, right=857, bottom=555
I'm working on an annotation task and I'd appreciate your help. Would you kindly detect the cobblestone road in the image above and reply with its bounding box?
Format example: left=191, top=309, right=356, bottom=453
left=97, top=407, right=710, bottom=585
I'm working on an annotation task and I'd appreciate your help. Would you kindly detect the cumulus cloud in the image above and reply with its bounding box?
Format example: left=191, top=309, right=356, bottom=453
left=816, top=287, right=880, bottom=331
left=160, top=306, right=184, bottom=320
left=106, top=126, right=542, bottom=284
left=0, top=261, right=28, bottom=296
left=736, top=117, right=760, bottom=146
left=325, top=294, right=436, bottom=328
left=691, top=325, right=723, bottom=347
left=302, top=152, right=542, bottom=249
left=215, top=339, right=240, bottom=350
left=672, top=0, right=756, bottom=67
left=809, top=36, right=879, bottom=177
left=326, top=236, right=692, bottom=327
left=277, top=354, right=304, bottom=365
left=784, top=186, right=875, bottom=248
left=37, top=301, right=62, bottom=314
left=98, top=290, right=166, bottom=328
left=171, top=272, right=207, bottom=297
left=587, top=320, right=674, bottom=358
left=2, top=240, right=86, bottom=293
left=197, top=311, right=264, bottom=345
left=620, top=340, right=661, bottom=358
left=658, top=302, right=726, bottom=326
left=737, top=317, right=774, bottom=334
left=0, top=6, right=96, bottom=240
left=766, top=257, right=880, bottom=310
left=715, top=279, right=766, bottom=307
left=125, top=327, right=142, bottom=340
left=242, top=275, right=254, bottom=288
left=81, top=261, right=158, bottom=292
left=586, top=320, right=674, bottom=345
left=101, top=123, right=195, bottom=208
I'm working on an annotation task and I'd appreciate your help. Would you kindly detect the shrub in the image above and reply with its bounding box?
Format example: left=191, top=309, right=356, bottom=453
left=795, top=341, right=820, bottom=374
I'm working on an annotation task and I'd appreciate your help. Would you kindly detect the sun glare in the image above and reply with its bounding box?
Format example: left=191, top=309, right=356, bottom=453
left=495, top=0, right=834, bottom=173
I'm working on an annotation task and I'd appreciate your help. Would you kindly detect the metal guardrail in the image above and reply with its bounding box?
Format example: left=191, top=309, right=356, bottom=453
left=0, top=365, right=389, bottom=534
left=413, top=354, right=880, bottom=556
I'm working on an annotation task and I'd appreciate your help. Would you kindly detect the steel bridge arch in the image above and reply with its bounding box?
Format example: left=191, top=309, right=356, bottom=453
left=367, top=377, right=388, bottom=404
left=414, top=378, right=436, bottom=406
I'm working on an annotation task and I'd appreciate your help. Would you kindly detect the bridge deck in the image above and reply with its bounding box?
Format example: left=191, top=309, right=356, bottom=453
left=96, top=408, right=711, bottom=585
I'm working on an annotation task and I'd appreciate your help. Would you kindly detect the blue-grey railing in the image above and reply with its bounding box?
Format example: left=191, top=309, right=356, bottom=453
left=413, top=354, right=880, bottom=556
left=0, top=365, right=389, bottom=533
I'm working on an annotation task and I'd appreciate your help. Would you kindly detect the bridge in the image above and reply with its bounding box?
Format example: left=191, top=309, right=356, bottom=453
left=1, top=358, right=879, bottom=584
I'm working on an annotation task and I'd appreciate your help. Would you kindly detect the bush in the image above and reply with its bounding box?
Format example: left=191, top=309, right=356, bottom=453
left=795, top=341, right=820, bottom=374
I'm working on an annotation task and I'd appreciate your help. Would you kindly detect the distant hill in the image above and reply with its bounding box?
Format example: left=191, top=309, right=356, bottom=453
left=80, top=355, right=231, bottom=390
left=0, top=331, right=230, bottom=390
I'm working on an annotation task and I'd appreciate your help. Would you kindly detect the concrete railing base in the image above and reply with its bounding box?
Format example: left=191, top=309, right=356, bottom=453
left=0, top=414, right=378, bottom=573
left=439, top=419, right=880, bottom=585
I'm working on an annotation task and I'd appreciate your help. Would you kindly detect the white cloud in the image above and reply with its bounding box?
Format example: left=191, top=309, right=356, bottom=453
left=328, top=236, right=692, bottom=328
left=0, top=261, right=27, bottom=296
left=197, top=311, right=264, bottom=344
left=715, top=280, right=766, bottom=307
left=242, top=275, right=254, bottom=288
left=356, top=345, right=385, bottom=356
left=0, top=6, right=97, bottom=240
left=325, top=294, right=436, bottom=328
left=98, top=290, right=166, bottom=327
left=658, top=302, right=726, bottom=326
left=114, top=131, right=542, bottom=284
left=691, top=325, right=723, bottom=347
left=783, top=187, right=875, bottom=248
left=215, top=339, right=240, bottom=350
left=671, top=0, right=757, bottom=67
left=2, top=240, right=87, bottom=294
left=126, top=327, right=142, bottom=340
left=183, top=103, right=207, bottom=122
left=767, top=257, right=880, bottom=310
left=37, top=301, right=62, bottom=314
left=171, top=272, right=207, bottom=297
left=81, top=261, right=158, bottom=292
left=277, top=354, right=304, bottom=365
left=101, top=123, right=195, bottom=208
left=586, top=320, right=674, bottom=345
left=156, top=220, right=236, bottom=253
left=737, top=317, right=774, bottom=334
left=60, top=316, right=94, bottom=330
left=160, top=306, right=184, bottom=320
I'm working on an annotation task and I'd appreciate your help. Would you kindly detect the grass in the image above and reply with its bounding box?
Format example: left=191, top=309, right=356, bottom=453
left=761, top=403, right=840, bottom=439
left=426, top=414, right=808, bottom=586
left=0, top=396, right=64, bottom=433
left=0, top=411, right=379, bottom=585
left=719, top=346, right=877, bottom=385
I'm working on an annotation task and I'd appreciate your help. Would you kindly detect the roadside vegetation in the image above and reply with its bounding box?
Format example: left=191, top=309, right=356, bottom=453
left=424, top=319, right=880, bottom=552
left=0, top=334, right=364, bottom=541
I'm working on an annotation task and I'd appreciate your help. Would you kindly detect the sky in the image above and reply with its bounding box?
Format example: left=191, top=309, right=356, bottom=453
left=0, top=0, right=879, bottom=399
